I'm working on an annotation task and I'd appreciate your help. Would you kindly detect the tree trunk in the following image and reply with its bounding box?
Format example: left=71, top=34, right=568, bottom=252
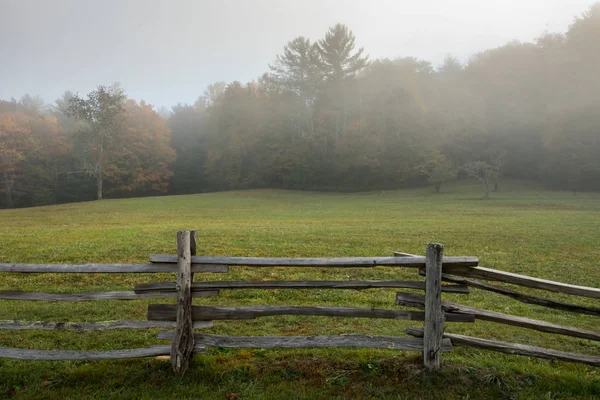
left=435, top=183, right=441, bottom=193
left=484, top=183, right=489, bottom=199
left=96, top=166, right=103, bottom=200
left=494, top=182, right=499, bottom=192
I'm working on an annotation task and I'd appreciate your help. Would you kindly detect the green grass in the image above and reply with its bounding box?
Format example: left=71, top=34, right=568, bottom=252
left=1, top=180, right=600, bottom=399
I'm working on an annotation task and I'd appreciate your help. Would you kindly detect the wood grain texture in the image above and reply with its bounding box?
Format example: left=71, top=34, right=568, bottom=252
left=0, top=263, right=228, bottom=273
left=0, top=290, right=218, bottom=301
left=157, top=332, right=453, bottom=351
left=149, top=254, right=479, bottom=268
left=190, top=230, right=197, bottom=258
left=423, top=243, right=444, bottom=371
left=440, top=274, right=600, bottom=317
left=0, top=320, right=212, bottom=331
left=135, top=280, right=469, bottom=294
left=0, top=345, right=206, bottom=360
left=148, top=304, right=474, bottom=322
left=443, top=265, right=600, bottom=299
left=393, top=252, right=420, bottom=257
left=396, top=292, right=600, bottom=341
left=406, top=327, right=600, bottom=367
left=190, top=229, right=197, bottom=282
left=171, top=230, right=195, bottom=374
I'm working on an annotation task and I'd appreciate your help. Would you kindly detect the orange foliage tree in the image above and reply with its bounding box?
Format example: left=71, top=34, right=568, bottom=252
left=103, top=100, right=176, bottom=194
left=0, top=112, right=34, bottom=207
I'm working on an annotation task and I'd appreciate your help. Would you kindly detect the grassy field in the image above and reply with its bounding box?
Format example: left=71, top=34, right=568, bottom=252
left=1, top=181, right=600, bottom=399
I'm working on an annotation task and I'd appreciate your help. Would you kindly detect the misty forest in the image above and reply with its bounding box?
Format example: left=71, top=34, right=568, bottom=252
left=1, top=4, right=599, bottom=209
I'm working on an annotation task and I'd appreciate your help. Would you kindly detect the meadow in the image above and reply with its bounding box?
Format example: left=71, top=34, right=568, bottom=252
left=1, top=181, right=600, bottom=399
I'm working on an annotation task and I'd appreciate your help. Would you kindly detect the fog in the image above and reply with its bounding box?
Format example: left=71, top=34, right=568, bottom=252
left=1, top=1, right=600, bottom=208
left=0, top=0, right=596, bottom=107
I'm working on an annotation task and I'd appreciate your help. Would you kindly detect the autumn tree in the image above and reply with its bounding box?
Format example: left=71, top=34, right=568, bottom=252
left=6, top=5, right=600, bottom=208
left=0, top=95, right=71, bottom=208
left=0, top=112, right=33, bottom=207
left=66, top=84, right=127, bottom=200
left=104, top=100, right=175, bottom=194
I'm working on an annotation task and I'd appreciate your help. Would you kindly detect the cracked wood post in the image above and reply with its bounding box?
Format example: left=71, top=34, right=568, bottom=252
left=190, top=230, right=197, bottom=282
left=171, top=230, right=194, bottom=374
left=424, top=243, right=444, bottom=371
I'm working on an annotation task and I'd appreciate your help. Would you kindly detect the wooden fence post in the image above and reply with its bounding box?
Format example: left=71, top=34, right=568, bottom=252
left=171, top=230, right=195, bottom=374
left=190, top=230, right=197, bottom=282
left=423, top=243, right=444, bottom=371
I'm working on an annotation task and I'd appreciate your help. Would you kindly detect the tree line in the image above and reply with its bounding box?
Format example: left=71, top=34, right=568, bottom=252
left=1, top=4, right=599, bottom=208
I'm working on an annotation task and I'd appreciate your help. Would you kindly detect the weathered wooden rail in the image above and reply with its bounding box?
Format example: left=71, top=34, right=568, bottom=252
left=406, top=327, right=600, bottom=367
left=135, top=280, right=470, bottom=293
left=397, top=251, right=600, bottom=368
left=1, top=231, right=599, bottom=375
left=142, top=235, right=476, bottom=373
left=0, top=231, right=475, bottom=373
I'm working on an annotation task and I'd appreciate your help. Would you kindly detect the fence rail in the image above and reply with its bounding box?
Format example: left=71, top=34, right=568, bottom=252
left=0, top=346, right=178, bottom=361
left=134, top=280, right=470, bottom=293
left=439, top=273, right=600, bottom=316
left=405, top=327, right=600, bottom=367
left=157, top=331, right=454, bottom=351
left=149, top=254, right=479, bottom=267
left=146, top=304, right=475, bottom=322
left=1, top=230, right=599, bottom=373
left=396, top=292, right=600, bottom=341
left=0, top=320, right=212, bottom=331
left=0, top=263, right=229, bottom=273
left=0, top=290, right=219, bottom=301
left=399, top=252, right=600, bottom=367
left=436, top=265, right=600, bottom=298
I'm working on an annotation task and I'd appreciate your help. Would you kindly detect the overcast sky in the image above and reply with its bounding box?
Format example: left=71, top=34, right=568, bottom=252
left=1, top=0, right=596, bottom=108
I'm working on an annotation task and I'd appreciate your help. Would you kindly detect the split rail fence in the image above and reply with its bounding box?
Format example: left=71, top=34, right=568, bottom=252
left=1, top=230, right=599, bottom=374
